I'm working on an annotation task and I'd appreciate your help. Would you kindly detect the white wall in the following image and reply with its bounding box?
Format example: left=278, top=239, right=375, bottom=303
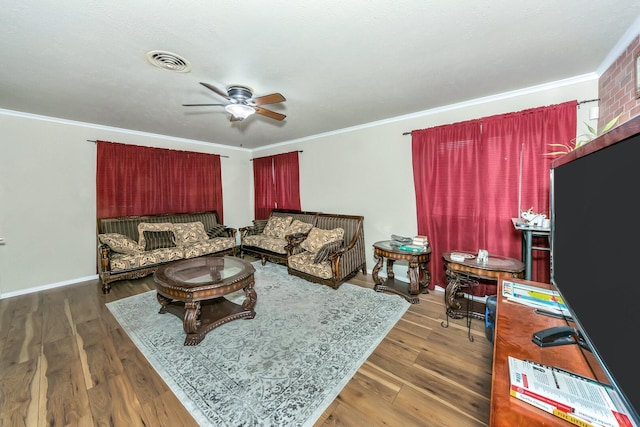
left=0, top=114, right=253, bottom=297
left=253, top=77, right=598, bottom=282
left=0, top=77, right=597, bottom=298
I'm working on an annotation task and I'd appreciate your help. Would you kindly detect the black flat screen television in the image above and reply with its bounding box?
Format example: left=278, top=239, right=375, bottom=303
left=550, top=115, right=640, bottom=424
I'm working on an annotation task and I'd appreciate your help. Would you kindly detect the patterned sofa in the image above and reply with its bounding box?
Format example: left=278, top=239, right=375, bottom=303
left=240, top=209, right=366, bottom=289
left=97, top=211, right=237, bottom=293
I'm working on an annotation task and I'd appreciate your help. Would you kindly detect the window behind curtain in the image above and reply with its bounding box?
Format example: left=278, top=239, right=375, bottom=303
left=96, top=141, right=223, bottom=220
left=253, top=151, right=301, bottom=220
left=412, top=101, right=576, bottom=290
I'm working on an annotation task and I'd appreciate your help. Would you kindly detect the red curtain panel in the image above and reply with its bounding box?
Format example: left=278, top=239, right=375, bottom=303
left=96, top=141, right=223, bottom=220
left=273, top=151, right=301, bottom=211
left=253, top=156, right=276, bottom=220
left=253, top=151, right=301, bottom=219
left=412, top=101, right=576, bottom=291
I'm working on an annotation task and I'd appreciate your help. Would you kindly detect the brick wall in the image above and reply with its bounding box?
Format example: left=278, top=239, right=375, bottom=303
left=598, top=35, right=640, bottom=129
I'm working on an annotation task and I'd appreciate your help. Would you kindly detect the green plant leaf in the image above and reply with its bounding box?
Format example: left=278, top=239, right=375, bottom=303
left=601, top=114, right=621, bottom=134
left=544, top=113, right=621, bottom=158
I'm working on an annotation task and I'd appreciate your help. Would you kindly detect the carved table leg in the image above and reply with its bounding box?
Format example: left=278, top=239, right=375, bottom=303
left=408, top=261, right=420, bottom=295
left=372, top=253, right=384, bottom=285
left=183, top=301, right=201, bottom=334
left=444, top=270, right=463, bottom=314
left=441, top=270, right=462, bottom=329
left=157, top=292, right=171, bottom=313
left=419, top=261, right=431, bottom=294
left=242, top=281, right=257, bottom=312
left=386, top=259, right=395, bottom=279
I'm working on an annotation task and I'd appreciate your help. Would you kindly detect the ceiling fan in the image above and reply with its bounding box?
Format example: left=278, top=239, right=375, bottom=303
left=183, top=82, right=286, bottom=121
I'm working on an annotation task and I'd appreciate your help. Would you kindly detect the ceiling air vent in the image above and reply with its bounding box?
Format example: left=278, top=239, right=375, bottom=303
left=145, top=50, right=191, bottom=73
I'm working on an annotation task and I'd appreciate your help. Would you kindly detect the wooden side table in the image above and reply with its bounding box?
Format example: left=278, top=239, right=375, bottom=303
left=441, top=251, right=524, bottom=341
left=372, top=240, right=431, bottom=304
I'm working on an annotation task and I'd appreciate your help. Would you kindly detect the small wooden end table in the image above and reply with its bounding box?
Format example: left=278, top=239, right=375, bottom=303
left=154, top=256, right=256, bottom=345
left=372, top=240, right=431, bottom=304
left=441, top=251, right=524, bottom=341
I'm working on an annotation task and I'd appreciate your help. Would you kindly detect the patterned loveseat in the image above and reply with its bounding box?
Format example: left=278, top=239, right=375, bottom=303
left=241, top=209, right=367, bottom=288
left=97, top=211, right=236, bottom=293
left=287, top=213, right=366, bottom=289
left=239, top=209, right=321, bottom=265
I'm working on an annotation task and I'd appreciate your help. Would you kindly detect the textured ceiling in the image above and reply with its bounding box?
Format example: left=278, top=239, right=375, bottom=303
left=2, top=1, right=640, bottom=149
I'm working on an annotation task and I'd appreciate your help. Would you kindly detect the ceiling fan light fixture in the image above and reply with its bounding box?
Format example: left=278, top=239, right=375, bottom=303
left=225, top=103, right=255, bottom=120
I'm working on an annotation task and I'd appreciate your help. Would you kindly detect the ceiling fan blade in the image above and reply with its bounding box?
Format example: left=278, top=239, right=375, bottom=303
left=251, top=93, right=286, bottom=106
left=182, top=103, right=227, bottom=107
left=200, top=82, right=231, bottom=100
left=255, top=107, right=286, bottom=121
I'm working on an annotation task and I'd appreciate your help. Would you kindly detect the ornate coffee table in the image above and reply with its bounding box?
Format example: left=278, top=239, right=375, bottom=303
left=154, top=256, right=256, bottom=345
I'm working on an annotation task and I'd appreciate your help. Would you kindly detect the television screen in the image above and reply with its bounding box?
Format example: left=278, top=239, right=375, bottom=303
left=551, top=117, right=640, bottom=423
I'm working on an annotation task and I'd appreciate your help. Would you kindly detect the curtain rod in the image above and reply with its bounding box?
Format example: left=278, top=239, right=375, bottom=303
left=577, top=98, right=599, bottom=107
left=250, top=150, right=303, bottom=161
left=401, top=98, right=601, bottom=135
left=86, top=140, right=229, bottom=157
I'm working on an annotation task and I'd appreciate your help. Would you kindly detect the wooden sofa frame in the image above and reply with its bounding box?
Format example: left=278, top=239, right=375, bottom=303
left=97, top=211, right=236, bottom=293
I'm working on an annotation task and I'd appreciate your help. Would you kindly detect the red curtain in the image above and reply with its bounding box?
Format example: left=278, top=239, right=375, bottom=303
left=412, top=101, right=576, bottom=293
left=253, top=156, right=276, bottom=220
left=253, top=151, right=301, bottom=219
left=96, top=141, right=223, bottom=220
left=273, top=152, right=301, bottom=211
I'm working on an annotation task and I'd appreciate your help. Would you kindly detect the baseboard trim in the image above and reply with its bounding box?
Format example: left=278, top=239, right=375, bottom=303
left=0, top=274, right=99, bottom=299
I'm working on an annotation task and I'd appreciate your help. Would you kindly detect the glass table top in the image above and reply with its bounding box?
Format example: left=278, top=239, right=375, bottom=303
left=161, top=256, right=248, bottom=285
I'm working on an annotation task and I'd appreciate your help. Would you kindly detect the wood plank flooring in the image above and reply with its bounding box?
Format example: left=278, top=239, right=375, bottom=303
left=0, top=261, right=494, bottom=426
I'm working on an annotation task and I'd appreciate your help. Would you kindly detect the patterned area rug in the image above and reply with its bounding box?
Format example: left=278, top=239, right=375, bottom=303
left=106, top=261, right=410, bottom=427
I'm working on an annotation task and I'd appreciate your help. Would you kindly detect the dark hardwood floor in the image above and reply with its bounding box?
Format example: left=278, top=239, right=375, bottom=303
left=0, top=258, right=493, bottom=426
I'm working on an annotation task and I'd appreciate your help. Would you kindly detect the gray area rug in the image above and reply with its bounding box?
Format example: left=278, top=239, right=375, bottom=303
left=106, top=261, right=410, bottom=427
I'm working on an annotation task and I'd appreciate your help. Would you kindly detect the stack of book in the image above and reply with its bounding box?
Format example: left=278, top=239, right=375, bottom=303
left=390, top=234, right=412, bottom=246
left=413, top=235, right=429, bottom=247
left=390, top=234, right=429, bottom=253
left=508, top=357, right=635, bottom=427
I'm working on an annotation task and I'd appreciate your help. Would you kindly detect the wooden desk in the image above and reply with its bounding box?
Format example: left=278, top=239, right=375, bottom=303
left=490, top=278, right=609, bottom=426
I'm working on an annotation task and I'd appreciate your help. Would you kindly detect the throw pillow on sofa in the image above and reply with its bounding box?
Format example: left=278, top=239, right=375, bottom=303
left=206, top=224, right=228, bottom=239
left=137, top=222, right=174, bottom=249
left=300, top=227, right=344, bottom=253
left=173, top=221, right=208, bottom=245
left=263, top=216, right=293, bottom=239
left=143, top=230, right=176, bottom=250
left=285, top=219, right=314, bottom=236
left=252, top=219, right=269, bottom=235
left=98, top=233, right=142, bottom=255
left=313, top=240, right=344, bottom=264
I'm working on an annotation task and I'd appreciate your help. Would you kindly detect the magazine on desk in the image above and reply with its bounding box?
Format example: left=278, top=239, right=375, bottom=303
left=508, top=357, right=636, bottom=427
left=502, top=279, right=571, bottom=316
